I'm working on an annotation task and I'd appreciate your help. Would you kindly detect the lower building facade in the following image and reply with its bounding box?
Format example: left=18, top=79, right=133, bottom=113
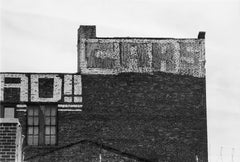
left=0, top=72, right=207, bottom=162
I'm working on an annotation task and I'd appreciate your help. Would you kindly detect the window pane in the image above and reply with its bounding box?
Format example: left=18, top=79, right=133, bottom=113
left=45, top=108, right=51, bottom=116
left=33, top=135, right=38, bottom=145
left=28, top=136, right=33, bottom=145
left=33, top=117, right=39, bottom=126
left=34, top=108, right=39, bottom=116
left=28, top=109, right=33, bottom=116
left=51, top=108, right=56, bottom=116
left=45, top=117, right=50, bottom=125
left=28, top=127, right=33, bottom=135
left=34, top=127, right=39, bottom=135
left=28, top=117, right=33, bottom=125
left=45, top=136, right=50, bottom=145
left=51, top=127, right=56, bottom=135
left=50, top=136, right=56, bottom=145
left=51, top=117, right=56, bottom=125
left=45, top=126, right=51, bottom=135
left=45, top=117, right=56, bottom=125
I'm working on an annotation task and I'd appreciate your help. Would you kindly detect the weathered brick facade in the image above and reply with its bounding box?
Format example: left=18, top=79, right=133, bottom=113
left=0, top=25, right=207, bottom=161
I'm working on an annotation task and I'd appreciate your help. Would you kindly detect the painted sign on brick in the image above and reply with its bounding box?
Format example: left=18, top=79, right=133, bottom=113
left=85, top=42, right=120, bottom=69
left=0, top=73, right=82, bottom=103
left=152, top=42, right=179, bottom=73
left=120, top=43, right=152, bottom=72
left=79, top=39, right=205, bottom=77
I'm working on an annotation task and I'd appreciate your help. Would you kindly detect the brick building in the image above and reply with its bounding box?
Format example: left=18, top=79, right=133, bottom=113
left=0, top=25, right=207, bottom=162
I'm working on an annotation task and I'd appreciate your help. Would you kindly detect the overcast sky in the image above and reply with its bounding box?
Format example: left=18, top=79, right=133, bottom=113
left=0, top=0, right=240, bottom=161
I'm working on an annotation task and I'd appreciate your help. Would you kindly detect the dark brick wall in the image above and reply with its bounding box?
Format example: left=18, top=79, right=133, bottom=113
left=4, top=88, right=21, bottom=102
left=4, top=77, right=21, bottom=84
left=22, top=72, right=207, bottom=162
left=0, top=122, right=17, bottom=162
left=80, top=72, right=207, bottom=161
left=25, top=142, right=139, bottom=162
left=38, top=78, right=54, bottom=98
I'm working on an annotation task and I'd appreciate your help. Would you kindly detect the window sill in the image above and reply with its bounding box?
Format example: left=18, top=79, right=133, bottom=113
left=24, top=145, right=59, bottom=149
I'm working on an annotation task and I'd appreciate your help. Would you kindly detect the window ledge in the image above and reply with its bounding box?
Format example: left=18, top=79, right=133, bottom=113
left=24, top=145, right=59, bottom=149
left=0, top=118, right=20, bottom=124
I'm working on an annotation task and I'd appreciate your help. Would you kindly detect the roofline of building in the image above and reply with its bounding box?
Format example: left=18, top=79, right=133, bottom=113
left=0, top=72, right=80, bottom=74
left=87, top=37, right=202, bottom=40
left=78, top=25, right=206, bottom=40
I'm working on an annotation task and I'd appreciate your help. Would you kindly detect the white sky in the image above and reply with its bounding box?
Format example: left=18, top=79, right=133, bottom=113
left=0, top=0, right=240, bottom=161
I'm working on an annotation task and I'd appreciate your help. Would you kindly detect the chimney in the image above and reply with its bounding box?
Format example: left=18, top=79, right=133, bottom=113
left=198, top=31, right=206, bottom=39
left=77, top=25, right=96, bottom=73
left=78, top=25, right=96, bottom=44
